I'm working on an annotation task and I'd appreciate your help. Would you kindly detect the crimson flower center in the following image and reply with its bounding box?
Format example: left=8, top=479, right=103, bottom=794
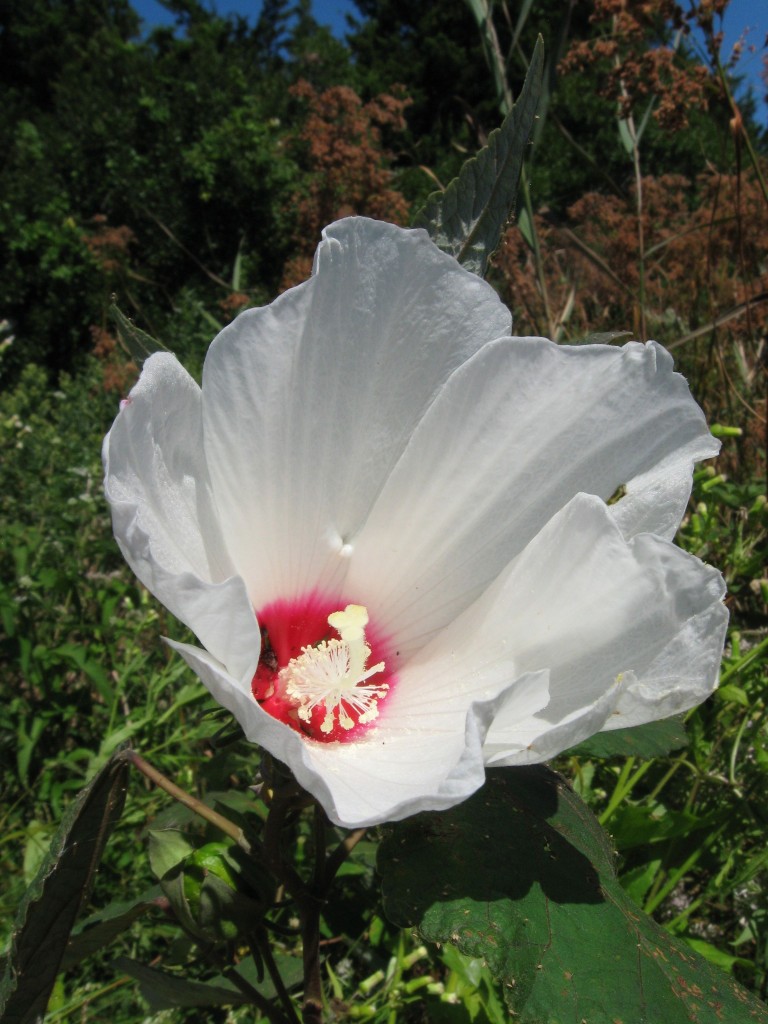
left=251, top=595, right=394, bottom=743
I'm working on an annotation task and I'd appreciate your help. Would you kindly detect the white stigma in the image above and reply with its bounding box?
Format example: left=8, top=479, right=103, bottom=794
left=280, top=604, right=388, bottom=734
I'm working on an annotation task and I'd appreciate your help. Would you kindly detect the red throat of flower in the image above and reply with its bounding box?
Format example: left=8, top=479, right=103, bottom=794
left=252, top=593, right=394, bottom=743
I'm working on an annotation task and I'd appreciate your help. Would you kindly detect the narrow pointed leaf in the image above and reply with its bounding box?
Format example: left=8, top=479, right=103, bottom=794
left=379, top=768, right=768, bottom=1024
left=60, top=889, right=164, bottom=972
left=413, top=36, right=544, bottom=277
left=110, top=303, right=169, bottom=362
left=113, top=959, right=250, bottom=1010
left=114, top=955, right=303, bottom=1011
left=579, top=330, right=635, bottom=346
left=0, top=752, right=130, bottom=1023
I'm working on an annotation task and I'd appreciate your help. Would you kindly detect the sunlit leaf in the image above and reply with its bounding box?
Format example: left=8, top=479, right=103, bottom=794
left=413, top=36, right=544, bottom=277
left=110, top=303, right=169, bottom=362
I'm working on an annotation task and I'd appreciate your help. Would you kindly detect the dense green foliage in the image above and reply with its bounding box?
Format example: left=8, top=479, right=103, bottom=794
left=1, top=0, right=766, bottom=1020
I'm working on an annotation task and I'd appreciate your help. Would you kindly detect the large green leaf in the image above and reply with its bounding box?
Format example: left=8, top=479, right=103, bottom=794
left=379, top=768, right=768, bottom=1024
left=0, top=752, right=130, bottom=1023
left=412, top=36, right=544, bottom=277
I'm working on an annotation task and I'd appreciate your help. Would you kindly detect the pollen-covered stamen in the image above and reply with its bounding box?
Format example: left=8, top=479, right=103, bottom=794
left=279, top=604, right=388, bottom=734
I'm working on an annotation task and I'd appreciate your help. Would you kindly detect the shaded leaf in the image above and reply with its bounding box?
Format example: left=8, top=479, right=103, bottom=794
left=114, top=953, right=303, bottom=1011
left=570, top=716, right=688, bottom=759
left=379, top=768, right=768, bottom=1024
left=0, top=752, right=130, bottom=1024
left=60, top=889, right=164, bottom=971
left=413, top=37, right=544, bottom=277
left=110, top=304, right=169, bottom=362
left=113, top=958, right=249, bottom=1010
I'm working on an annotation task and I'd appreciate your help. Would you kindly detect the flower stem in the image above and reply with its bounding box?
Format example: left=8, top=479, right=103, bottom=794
left=324, top=827, right=367, bottom=887
left=300, top=897, right=324, bottom=1024
left=121, top=748, right=251, bottom=853
left=223, top=965, right=293, bottom=1024
left=252, top=928, right=302, bottom=1024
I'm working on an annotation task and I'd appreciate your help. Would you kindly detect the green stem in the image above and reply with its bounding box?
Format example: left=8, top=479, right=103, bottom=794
left=261, top=787, right=325, bottom=1023
left=519, top=171, right=554, bottom=335
left=300, top=896, right=324, bottom=1024
left=599, top=756, right=655, bottom=825
left=644, top=829, right=722, bottom=916
left=719, top=635, right=768, bottom=684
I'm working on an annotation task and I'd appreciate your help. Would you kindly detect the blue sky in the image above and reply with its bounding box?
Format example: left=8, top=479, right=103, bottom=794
left=131, top=0, right=358, bottom=35
left=130, top=0, right=767, bottom=126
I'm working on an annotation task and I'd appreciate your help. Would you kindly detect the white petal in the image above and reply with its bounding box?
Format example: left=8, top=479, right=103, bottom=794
left=297, top=708, right=497, bottom=827
left=602, top=535, right=728, bottom=729
left=201, top=217, right=511, bottom=607
left=484, top=679, right=625, bottom=766
left=608, top=343, right=719, bottom=540
left=348, top=337, right=718, bottom=653
left=389, top=491, right=725, bottom=764
left=103, top=353, right=260, bottom=682
left=168, top=639, right=506, bottom=827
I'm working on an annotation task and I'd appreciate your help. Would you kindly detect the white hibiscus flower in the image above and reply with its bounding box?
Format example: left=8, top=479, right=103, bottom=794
left=103, top=217, right=727, bottom=828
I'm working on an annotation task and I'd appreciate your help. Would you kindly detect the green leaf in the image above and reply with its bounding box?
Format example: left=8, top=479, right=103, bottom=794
left=378, top=768, right=768, bottom=1024
left=114, top=954, right=303, bottom=1011
left=412, top=36, right=544, bottom=277
left=716, top=683, right=750, bottom=707
left=113, top=958, right=250, bottom=1010
left=148, top=828, right=195, bottom=880
left=0, top=752, right=130, bottom=1024
left=60, top=889, right=164, bottom=971
left=682, top=936, right=755, bottom=976
left=578, top=330, right=635, bottom=345
left=618, top=117, right=635, bottom=155
left=608, top=804, right=714, bottom=851
left=620, top=858, right=662, bottom=906
left=110, top=303, right=169, bottom=362
left=568, top=716, right=688, bottom=759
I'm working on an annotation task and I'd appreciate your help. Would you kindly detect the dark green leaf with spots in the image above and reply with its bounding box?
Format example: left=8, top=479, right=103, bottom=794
left=379, top=767, right=768, bottom=1024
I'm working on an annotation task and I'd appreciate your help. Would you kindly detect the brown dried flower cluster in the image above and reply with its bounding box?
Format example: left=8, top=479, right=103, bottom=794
left=90, top=325, right=137, bottom=394
left=559, top=0, right=715, bottom=131
left=494, top=166, right=768, bottom=465
left=280, top=81, right=411, bottom=290
left=82, top=215, right=136, bottom=275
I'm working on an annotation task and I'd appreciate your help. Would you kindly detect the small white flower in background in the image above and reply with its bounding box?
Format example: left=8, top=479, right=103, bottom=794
left=103, top=217, right=727, bottom=828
